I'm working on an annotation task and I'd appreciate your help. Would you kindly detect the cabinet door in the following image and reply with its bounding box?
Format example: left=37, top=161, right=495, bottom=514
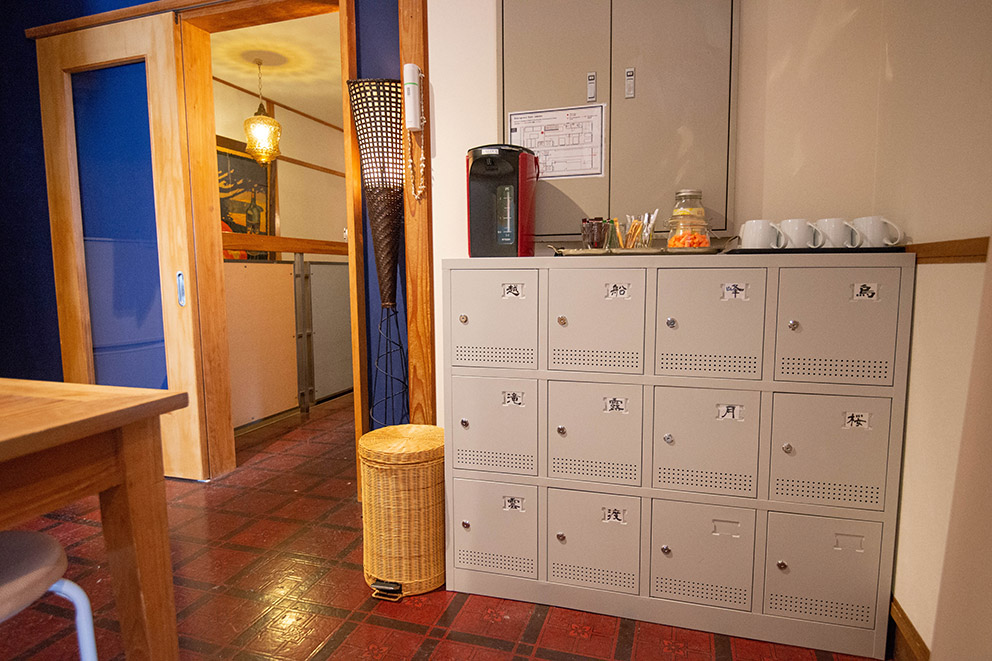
left=653, top=386, right=759, bottom=497
left=611, top=0, right=734, bottom=230
left=651, top=500, right=755, bottom=611
left=453, top=479, right=538, bottom=579
left=450, top=269, right=538, bottom=368
left=548, top=489, right=641, bottom=594
left=451, top=376, right=538, bottom=475
left=549, top=381, right=643, bottom=486
left=770, top=394, right=891, bottom=511
left=549, top=268, right=646, bottom=374
left=656, top=268, right=765, bottom=379
left=764, top=513, right=882, bottom=629
left=502, top=0, right=612, bottom=235
left=775, top=267, right=902, bottom=385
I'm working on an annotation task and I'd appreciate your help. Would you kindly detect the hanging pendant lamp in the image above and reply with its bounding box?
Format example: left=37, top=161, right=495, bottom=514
left=244, top=59, right=281, bottom=164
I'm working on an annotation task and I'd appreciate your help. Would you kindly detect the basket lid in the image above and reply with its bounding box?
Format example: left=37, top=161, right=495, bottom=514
left=359, top=424, right=444, bottom=464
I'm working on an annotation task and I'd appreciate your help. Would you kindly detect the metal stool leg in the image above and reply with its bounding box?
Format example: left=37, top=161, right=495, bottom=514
left=49, top=578, right=98, bottom=661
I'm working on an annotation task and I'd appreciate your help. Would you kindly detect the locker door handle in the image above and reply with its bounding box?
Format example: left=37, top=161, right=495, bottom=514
left=787, top=319, right=800, bottom=331
left=782, top=443, right=793, bottom=454
left=461, top=520, right=471, bottom=529
left=556, top=532, right=566, bottom=542
left=666, top=317, right=677, bottom=329
left=460, top=418, right=470, bottom=429
left=458, top=314, right=469, bottom=324
left=663, top=433, right=674, bottom=444
left=556, top=425, right=567, bottom=436
left=776, top=560, right=788, bottom=570
left=556, top=315, right=568, bottom=327
left=660, top=545, right=672, bottom=555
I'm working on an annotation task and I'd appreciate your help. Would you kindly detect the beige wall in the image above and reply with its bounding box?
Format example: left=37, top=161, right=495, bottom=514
left=429, top=0, right=992, bottom=647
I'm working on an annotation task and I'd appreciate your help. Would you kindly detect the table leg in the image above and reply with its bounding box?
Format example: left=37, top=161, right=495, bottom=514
left=99, top=417, right=179, bottom=660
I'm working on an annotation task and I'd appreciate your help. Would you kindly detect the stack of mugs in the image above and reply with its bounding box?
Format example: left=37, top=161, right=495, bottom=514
left=739, top=216, right=904, bottom=250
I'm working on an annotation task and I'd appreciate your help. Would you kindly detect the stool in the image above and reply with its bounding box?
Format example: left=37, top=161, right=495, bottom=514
left=359, top=424, right=444, bottom=600
left=0, top=530, right=98, bottom=660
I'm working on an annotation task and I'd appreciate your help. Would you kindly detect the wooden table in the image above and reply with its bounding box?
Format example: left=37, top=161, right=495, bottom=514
left=0, top=378, right=188, bottom=660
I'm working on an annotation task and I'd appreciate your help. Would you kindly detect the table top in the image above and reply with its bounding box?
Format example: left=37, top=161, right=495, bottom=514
left=0, top=379, right=188, bottom=462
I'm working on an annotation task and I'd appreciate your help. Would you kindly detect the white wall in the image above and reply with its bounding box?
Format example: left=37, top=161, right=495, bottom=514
left=428, top=0, right=992, bottom=647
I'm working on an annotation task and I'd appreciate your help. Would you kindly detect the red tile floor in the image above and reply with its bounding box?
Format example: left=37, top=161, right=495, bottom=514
left=1, top=394, right=882, bottom=660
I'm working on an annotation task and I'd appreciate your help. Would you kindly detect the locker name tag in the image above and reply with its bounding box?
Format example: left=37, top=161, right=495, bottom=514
left=852, top=283, right=878, bottom=300
left=602, top=507, right=627, bottom=523
left=834, top=533, right=865, bottom=551
left=844, top=412, right=871, bottom=429
left=503, top=496, right=526, bottom=511
left=721, top=283, right=749, bottom=301
left=502, top=283, right=525, bottom=298
left=716, top=404, right=744, bottom=421
left=605, top=283, right=631, bottom=300
left=502, top=391, right=525, bottom=407
left=603, top=397, right=629, bottom=413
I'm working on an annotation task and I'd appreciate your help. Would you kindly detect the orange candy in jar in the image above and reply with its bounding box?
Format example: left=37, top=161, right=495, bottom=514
left=666, top=213, right=712, bottom=250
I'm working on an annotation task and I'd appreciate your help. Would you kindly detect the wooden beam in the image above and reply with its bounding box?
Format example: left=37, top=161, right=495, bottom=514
left=339, top=0, right=371, bottom=493
left=906, top=236, right=989, bottom=264
left=182, top=0, right=337, bottom=33
left=398, top=0, right=437, bottom=425
left=890, top=597, right=930, bottom=661
left=221, top=233, right=348, bottom=254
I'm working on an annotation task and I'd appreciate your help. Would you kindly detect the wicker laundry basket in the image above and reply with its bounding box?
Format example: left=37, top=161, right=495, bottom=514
left=359, top=424, right=445, bottom=600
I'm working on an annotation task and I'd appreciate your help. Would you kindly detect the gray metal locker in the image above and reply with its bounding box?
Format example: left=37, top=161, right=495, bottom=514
left=549, top=381, right=642, bottom=485
left=652, top=386, right=759, bottom=497
left=764, top=512, right=882, bottom=629
left=775, top=267, right=901, bottom=385
left=548, top=488, right=641, bottom=594
left=450, top=269, right=538, bottom=369
left=656, top=268, right=766, bottom=379
left=453, top=478, right=539, bottom=579
left=770, top=393, right=891, bottom=511
left=451, top=376, right=538, bottom=475
left=650, top=499, right=755, bottom=610
left=549, top=268, right=646, bottom=374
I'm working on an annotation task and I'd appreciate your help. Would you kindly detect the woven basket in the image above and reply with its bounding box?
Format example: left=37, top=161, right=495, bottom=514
left=359, top=425, right=445, bottom=598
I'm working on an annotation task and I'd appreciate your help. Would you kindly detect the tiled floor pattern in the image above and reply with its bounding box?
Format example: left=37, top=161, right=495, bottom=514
left=1, top=394, right=879, bottom=660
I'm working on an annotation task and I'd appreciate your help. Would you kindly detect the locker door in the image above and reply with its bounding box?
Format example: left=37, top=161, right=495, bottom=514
left=451, top=376, right=538, bottom=475
left=548, top=489, right=641, bottom=594
left=549, top=381, right=643, bottom=486
left=37, top=14, right=212, bottom=478
left=450, top=269, right=538, bottom=369
left=764, top=513, right=882, bottom=629
left=656, top=268, right=766, bottom=379
left=453, top=479, right=538, bottom=579
left=549, top=268, right=646, bottom=374
left=651, top=500, right=755, bottom=610
left=653, top=386, right=759, bottom=497
left=770, top=394, right=891, bottom=511
left=775, top=267, right=902, bottom=385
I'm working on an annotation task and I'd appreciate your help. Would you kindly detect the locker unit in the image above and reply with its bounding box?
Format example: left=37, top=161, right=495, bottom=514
left=451, top=376, right=539, bottom=475
left=444, top=253, right=914, bottom=660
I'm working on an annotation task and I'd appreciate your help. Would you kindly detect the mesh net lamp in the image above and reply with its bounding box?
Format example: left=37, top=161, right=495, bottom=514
left=347, top=79, right=409, bottom=427
left=244, top=59, right=281, bottom=165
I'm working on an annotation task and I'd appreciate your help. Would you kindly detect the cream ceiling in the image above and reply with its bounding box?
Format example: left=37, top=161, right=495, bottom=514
left=210, top=13, right=343, bottom=127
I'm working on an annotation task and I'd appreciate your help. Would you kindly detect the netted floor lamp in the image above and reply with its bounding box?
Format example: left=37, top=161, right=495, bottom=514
left=347, top=79, right=409, bottom=427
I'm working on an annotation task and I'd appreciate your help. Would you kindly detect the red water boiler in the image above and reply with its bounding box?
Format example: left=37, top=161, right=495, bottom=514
left=466, top=144, right=538, bottom=257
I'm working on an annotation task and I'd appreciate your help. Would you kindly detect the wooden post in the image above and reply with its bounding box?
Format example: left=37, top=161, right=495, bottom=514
left=398, top=0, right=437, bottom=424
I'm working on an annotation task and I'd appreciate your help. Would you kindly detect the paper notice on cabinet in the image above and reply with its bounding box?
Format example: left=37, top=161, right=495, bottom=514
left=508, top=105, right=605, bottom=179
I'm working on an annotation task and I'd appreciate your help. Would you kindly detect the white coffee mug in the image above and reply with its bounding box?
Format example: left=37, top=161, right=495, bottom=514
left=815, top=217, right=863, bottom=248
left=778, top=218, right=824, bottom=249
left=740, top=219, right=784, bottom=249
left=851, top=216, right=904, bottom=247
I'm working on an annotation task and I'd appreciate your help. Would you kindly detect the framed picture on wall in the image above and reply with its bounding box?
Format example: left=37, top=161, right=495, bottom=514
left=216, top=135, right=276, bottom=260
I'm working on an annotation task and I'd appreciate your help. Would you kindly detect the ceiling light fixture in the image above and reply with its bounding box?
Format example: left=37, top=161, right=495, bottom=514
left=244, top=59, right=281, bottom=164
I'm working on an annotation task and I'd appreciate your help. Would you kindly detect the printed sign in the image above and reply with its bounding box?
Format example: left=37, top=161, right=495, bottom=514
left=605, top=283, right=631, bottom=300
left=721, top=283, right=749, bottom=301
left=602, top=507, right=627, bottom=524
left=716, top=404, right=745, bottom=421
left=852, top=283, right=878, bottom=300
left=844, top=412, right=871, bottom=429
left=603, top=397, right=629, bottom=413
left=503, top=496, right=525, bottom=512
left=502, top=391, right=525, bottom=407
left=501, top=283, right=524, bottom=299
left=508, top=104, right=605, bottom=179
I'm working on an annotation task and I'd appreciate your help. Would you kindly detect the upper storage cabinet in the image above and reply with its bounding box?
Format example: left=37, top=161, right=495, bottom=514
left=502, top=0, right=736, bottom=238
left=775, top=267, right=902, bottom=386
left=450, top=269, right=539, bottom=369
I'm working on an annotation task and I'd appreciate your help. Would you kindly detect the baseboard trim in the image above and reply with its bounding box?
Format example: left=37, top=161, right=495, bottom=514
left=890, top=597, right=930, bottom=661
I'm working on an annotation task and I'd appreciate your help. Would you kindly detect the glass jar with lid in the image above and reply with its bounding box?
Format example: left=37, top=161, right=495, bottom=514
left=667, top=214, right=712, bottom=250
left=672, top=189, right=705, bottom=218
